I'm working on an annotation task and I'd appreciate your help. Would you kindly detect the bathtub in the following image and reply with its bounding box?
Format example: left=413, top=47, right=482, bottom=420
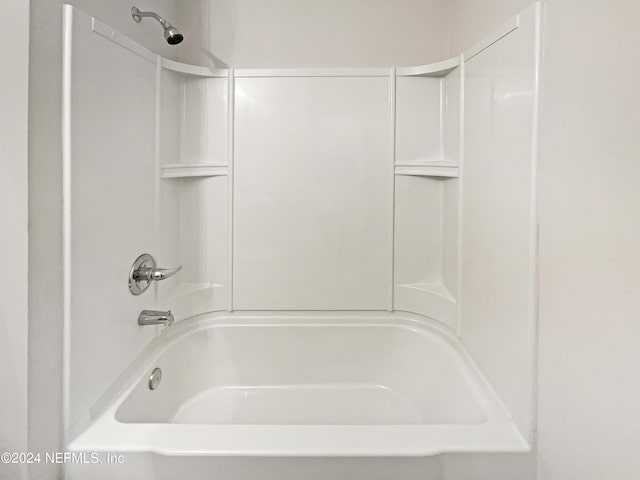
left=67, top=312, right=528, bottom=479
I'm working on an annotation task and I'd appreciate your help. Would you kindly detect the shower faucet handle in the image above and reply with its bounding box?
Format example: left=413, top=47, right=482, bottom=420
left=149, top=266, right=183, bottom=281
left=128, top=253, right=182, bottom=295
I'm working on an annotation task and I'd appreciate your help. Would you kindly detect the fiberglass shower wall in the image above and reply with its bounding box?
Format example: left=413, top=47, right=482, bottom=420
left=61, top=8, right=231, bottom=431
left=459, top=7, right=540, bottom=440
left=61, top=4, right=540, bottom=453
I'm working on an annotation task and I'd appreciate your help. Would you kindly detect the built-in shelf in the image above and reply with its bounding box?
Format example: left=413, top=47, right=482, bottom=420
left=160, top=58, right=228, bottom=78
left=161, top=164, right=228, bottom=179
left=398, top=282, right=455, bottom=302
left=394, top=163, right=458, bottom=178
left=395, top=282, right=457, bottom=328
left=395, top=57, right=460, bottom=78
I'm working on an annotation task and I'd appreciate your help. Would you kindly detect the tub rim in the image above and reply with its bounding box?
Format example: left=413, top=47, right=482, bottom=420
left=67, top=311, right=531, bottom=457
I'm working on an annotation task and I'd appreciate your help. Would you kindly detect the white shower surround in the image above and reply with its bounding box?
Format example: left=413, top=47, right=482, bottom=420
left=61, top=1, right=541, bottom=473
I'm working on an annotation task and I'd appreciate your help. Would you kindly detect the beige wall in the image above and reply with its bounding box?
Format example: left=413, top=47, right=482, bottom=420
left=446, top=0, right=532, bottom=54
left=205, top=0, right=449, bottom=67
left=0, top=1, right=29, bottom=480
left=71, top=0, right=186, bottom=60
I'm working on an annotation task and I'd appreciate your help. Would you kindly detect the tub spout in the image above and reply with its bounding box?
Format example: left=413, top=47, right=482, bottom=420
left=138, top=310, right=174, bottom=327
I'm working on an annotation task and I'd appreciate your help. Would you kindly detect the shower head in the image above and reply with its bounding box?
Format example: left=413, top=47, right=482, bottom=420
left=163, top=26, right=184, bottom=45
left=131, top=6, right=184, bottom=45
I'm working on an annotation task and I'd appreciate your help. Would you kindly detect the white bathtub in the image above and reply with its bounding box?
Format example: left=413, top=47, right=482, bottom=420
left=67, top=312, right=527, bottom=478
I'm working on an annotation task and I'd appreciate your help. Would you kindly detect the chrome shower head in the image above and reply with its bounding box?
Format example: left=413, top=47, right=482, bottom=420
left=131, top=6, right=184, bottom=45
left=163, top=26, right=184, bottom=45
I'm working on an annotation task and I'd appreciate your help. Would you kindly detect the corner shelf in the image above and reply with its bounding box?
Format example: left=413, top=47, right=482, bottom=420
left=395, top=162, right=458, bottom=178
left=395, top=57, right=460, bottom=77
left=399, top=282, right=455, bottom=302
left=161, top=164, right=228, bottom=179
left=395, top=283, right=457, bottom=328
left=160, top=58, right=228, bottom=78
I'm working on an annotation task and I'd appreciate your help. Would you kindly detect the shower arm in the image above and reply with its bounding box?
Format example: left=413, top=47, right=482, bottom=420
left=131, top=7, right=171, bottom=28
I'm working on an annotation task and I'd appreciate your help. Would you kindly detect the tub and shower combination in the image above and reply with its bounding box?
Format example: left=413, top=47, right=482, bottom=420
left=63, top=2, right=540, bottom=478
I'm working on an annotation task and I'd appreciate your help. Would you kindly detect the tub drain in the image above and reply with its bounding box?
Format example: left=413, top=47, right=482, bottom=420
left=148, top=367, right=162, bottom=390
